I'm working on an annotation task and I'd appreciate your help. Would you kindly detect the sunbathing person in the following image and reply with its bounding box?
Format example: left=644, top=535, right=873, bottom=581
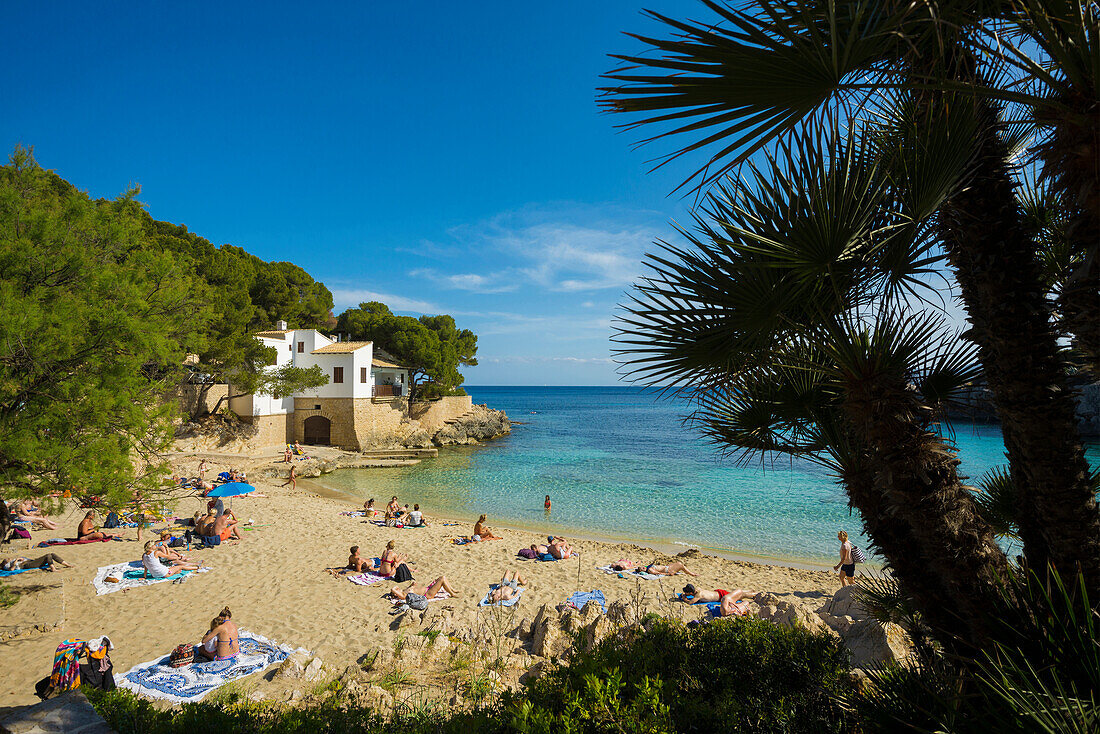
left=473, top=514, right=501, bottom=541
left=212, top=509, right=241, bottom=541
left=681, top=584, right=756, bottom=616
left=389, top=575, right=458, bottom=609
left=363, top=498, right=377, bottom=517
left=609, top=559, right=636, bottom=571
left=347, top=545, right=372, bottom=572
left=643, top=560, right=697, bottom=577
left=77, top=511, right=121, bottom=540
left=378, top=540, right=408, bottom=576
left=195, top=508, right=217, bottom=537
left=12, top=500, right=60, bottom=530
left=141, top=541, right=200, bottom=578
left=486, top=570, right=527, bottom=604
left=155, top=530, right=193, bottom=562
left=548, top=536, right=574, bottom=559
left=197, top=606, right=239, bottom=661
left=1, top=553, right=73, bottom=571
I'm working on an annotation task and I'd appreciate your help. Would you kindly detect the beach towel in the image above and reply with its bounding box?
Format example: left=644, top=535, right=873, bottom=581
left=538, top=551, right=577, bottom=562
left=706, top=602, right=722, bottom=618
left=596, top=565, right=668, bottom=580
left=390, top=590, right=449, bottom=606
left=38, top=537, right=115, bottom=547
left=452, top=536, right=475, bottom=545
left=566, top=590, right=606, bottom=613
left=50, top=639, right=89, bottom=693
left=0, top=567, right=31, bottom=577
left=339, top=510, right=368, bottom=517
left=347, top=570, right=391, bottom=586
left=479, top=584, right=524, bottom=607
left=118, top=630, right=303, bottom=703
left=92, top=560, right=210, bottom=595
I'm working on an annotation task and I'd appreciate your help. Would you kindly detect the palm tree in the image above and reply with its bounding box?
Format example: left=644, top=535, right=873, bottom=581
left=617, top=127, right=1009, bottom=646
left=601, top=0, right=1098, bottom=591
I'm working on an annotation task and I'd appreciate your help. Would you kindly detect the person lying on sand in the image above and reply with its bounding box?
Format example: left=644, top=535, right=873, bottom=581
left=141, top=541, right=201, bottom=578
left=487, top=570, right=527, bottom=604
left=197, top=606, right=239, bottom=661
left=473, top=514, right=501, bottom=541
left=379, top=540, right=407, bottom=576
left=77, top=511, right=121, bottom=540
left=548, top=536, right=574, bottom=559
left=1, top=553, right=73, bottom=571
left=389, top=575, right=458, bottom=609
left=609, top=559, right=636, bottom=571
left=644, top=560, right=697, bottom=577
left=11, top=499, right=60, bottom=530
left=681, top=584, right=755, bottom=616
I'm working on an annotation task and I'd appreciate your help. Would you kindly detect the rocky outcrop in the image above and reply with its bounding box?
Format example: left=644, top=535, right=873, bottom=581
left=431, top=404, right=511, bottom=447
left=815, top=586, right=912, bottom=668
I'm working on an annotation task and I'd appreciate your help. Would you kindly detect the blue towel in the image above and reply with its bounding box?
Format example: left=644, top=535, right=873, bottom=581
left=0, top=568, right=29, bottom=577
left=706, top=602, right=722, bottom=618
left=538, top=553, right=556, bottom=562
left=123, top=569, right=191, bottom=581
left=479, top=584, right=524, bottom=607
left=566, top=590, right=606, bottom=613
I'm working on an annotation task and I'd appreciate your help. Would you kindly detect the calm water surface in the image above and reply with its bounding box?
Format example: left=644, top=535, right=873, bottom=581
left=314, top=386, right=1099, bottom=564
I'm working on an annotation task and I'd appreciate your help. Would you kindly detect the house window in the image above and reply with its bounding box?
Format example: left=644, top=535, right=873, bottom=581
left=360, top=367, right=367, bottom=384
left=333, top=366, right=343, bottom=383
left=314, top=404, right=321, bottom=410
left=297, top=342, right=304, bottom=353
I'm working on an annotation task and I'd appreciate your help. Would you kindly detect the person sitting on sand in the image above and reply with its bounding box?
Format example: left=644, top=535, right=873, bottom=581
left=643, top=559, right=697, bottom=577
left=11, top=499, right=60, bottom=530
left=486, top=570, right=526, bottom=604
left=155, top=530, right=193, bottom=562
left=347, top=545, right=372, bottom=573
left=473, top=514, right=501, bottom=541
left=384, top=496, right=402, bottom=525
left=681, top=584, right=755, bottom=616
left=213, top=508, right=241, bottom=542
left=363, top=498, right=377, bottom=517
left=197, top=606, right=239, bottom=661
left=195, top=508, right=218, bottom=538
left=378, top=540, right=408, bottom=576
left=547, top=536, right=575, bottom=559
left=293, top=441, right=304, bottom=455
left=284, top=446, right=293, bottom=463
left=1, top=553, right=73, bottom=571
left=141, top=541, right=200, bottom=578
left=389, top=575, right=458, bottom=610
left=407, top=504, right=427, bottom=527
left=77, top=511, right=121, bottom=541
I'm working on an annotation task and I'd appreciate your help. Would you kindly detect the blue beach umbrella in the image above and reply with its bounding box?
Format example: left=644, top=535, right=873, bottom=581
left=207, top=482, right=255, bottom=498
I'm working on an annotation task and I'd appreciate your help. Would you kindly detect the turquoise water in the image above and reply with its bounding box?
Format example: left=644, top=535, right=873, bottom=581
left=314, top=386, right=1099, bottom=564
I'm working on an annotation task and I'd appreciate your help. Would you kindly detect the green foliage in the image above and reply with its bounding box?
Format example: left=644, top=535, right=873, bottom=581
left=0, top=583, right=18, bottom=608
left=500, top=617, right=854, bottom=734
left=509, top=669, right=671, bottom=734
left=0, top=146, right=208, bottom=501
left=337, top=302, right=477, bottom=399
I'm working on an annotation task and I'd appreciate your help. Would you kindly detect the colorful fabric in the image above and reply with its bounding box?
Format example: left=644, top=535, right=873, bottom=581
left=596, top=565, right=665, bottom=580
left=50, top=638, right=88, bottom=692
left=93, top=560, right=210, bottom=595
left=479, top=584, right=524, bottom=607
left=566, top=590, right=606, bottom=613
left=37, top=537, right=113, bottom=547
left=347, top=571, right=391, bottom=586
left=118, top=630, right=302, bottom=703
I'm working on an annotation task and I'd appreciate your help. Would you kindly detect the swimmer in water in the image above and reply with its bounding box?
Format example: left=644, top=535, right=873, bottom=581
left=544, top=494, right=551, bottom=512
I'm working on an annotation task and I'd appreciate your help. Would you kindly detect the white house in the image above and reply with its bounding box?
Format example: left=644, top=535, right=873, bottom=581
left=230, top=321, right=411, bottom=448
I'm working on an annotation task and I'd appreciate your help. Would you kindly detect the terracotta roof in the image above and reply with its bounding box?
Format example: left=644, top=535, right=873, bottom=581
left=311, top=341, right=372, bottom=354
left=254, top=330, right=293, bottom=339
left=371, top=357, right=407, bottom=369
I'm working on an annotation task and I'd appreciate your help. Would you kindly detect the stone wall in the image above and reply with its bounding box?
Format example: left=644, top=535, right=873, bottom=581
left=410, top=395, right=473, bottom=434
left=247, top=413, right=292, bottom=448
left=171, top=384, right=229, bottom=422
left=292, top=398, right=359, bottom=450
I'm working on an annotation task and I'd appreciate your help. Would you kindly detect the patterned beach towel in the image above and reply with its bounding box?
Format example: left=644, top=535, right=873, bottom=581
left=50, top=638, right=88, bottom=692
left=118, top=630, right=302, bottom=703
left=93, top=560, right=210, bottom=595
left=596, top=565, right=668, bottom=580
left=38, top=537, right=114, bottom=547
left=347, top=570, right=392, bottom=586
left=479, top=584, right=524, bottom=607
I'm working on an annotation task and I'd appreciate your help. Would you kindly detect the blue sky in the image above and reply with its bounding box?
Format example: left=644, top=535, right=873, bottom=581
left=2, top=0, right=717, bottom=385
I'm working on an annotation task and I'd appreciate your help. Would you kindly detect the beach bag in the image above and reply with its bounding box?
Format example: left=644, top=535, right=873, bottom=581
left=198, top=534, right=221, bottom=548
left=168, top=644, right=194, bottom=668
left=168, top=536, right=187, bottom=548
left=103, top=512, right=120, bottom=529
left=517, top=548, right=537, bottom=559
left=12, top=527, right=31, bottom=540
left=393, top=563, right=414, bottom=583
left=851, top=546, right=867, bottom=564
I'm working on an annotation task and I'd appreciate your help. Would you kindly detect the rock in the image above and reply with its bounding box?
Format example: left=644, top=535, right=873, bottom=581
left=841, top=620, right=911, bottom=668
left=515, top=617, right=533, bottom=640
left=289, top=689, right=303, bottom=703
left=819, top=585, right=868, bottom=619
left=302, top=657, right=325, bottom=683
left=433, top=405, right=510, bottom=446
left=605, top=600, right=630, bottom=627
left=676, top=548, right=703, bottom=560
left=531, top=613, right=572, bottom=658
left=390, top=609, right=421, bottom=631
left=0, top=689, right=113, bottom=734
left=365, top=685, right=393, bottom=710
left=248, top=690, right=266, bottom=702
left=519, top=659, right=550, bottom=683
left=276, top=650, right=311, bottom=680
left=404, top=429, right=434, bottom=448
left=582, top=614, right=615, bottom=652
left=757, top=598, right=837, bottom=637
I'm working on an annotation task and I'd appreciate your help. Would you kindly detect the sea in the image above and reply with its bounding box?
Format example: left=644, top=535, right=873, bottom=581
left=313, top=386, right=1100, bottom=566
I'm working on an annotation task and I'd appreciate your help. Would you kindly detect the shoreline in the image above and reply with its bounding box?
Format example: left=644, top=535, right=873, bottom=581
left=300, top=475, right=846, bottom=573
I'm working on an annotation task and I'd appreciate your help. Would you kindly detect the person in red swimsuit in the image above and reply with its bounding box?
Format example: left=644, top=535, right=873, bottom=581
left=680, top=584, right=757, bottom=616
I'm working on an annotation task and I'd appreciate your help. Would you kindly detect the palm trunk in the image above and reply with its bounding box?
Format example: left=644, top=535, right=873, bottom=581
left=935, top=95, right=1100, bottom=591
left=843, top=374, right=1010, bottom=645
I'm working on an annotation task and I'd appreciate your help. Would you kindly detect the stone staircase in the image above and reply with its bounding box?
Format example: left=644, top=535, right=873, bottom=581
left=358, top=448, right=438, bottom=460
left=442, top=410, right=476, bottom=426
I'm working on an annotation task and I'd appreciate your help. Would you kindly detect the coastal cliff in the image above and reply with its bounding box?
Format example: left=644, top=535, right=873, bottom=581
left=419, top=403, right=511, bottom=447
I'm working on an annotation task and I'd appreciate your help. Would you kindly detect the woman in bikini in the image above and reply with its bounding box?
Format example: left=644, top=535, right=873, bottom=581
left=389, top=575, right=458, bottom=609
left=363, top=498, right=377, bottom=517
left=378, top=540, right=407, bottom=576
left=154, top=530, right=194, bottom=563
left=198, top=606, right=240, bottom=661
left=13, top=500, right=60, bottom=530
left=473, top=514, right=501, bottom=541
left=486, top=570, right=526, bottom=604
left=643, top=559, right=697, bottom=577
left=77, top=511, right=121, bottom=541
left=680, top=584, right=755, bottom=616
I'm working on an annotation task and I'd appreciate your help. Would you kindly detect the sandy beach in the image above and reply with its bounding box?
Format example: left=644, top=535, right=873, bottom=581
left=0, top=450, right=839, bottom=710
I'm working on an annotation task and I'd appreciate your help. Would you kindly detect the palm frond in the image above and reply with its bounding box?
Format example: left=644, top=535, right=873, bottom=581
left=971, top=465, right=1021, bottom=540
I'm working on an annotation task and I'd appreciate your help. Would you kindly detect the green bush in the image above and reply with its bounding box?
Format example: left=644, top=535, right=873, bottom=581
left=497, top=617, right=855, bottom=734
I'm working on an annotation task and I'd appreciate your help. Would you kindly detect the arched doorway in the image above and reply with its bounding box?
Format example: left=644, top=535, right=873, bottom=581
left=303, top=415, right=331, bottom=445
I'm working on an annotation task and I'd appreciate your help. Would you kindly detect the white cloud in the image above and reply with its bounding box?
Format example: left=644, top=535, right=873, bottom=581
left=329, top=288, right=439, bottom=314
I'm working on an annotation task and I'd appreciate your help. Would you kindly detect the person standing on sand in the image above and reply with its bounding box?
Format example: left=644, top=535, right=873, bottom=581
left=284, top=446, right=292, bottom=463
left=834, top=530, right=855, bottom=587
left=198, top=460, right=207, bottom=482
left=282, top=464, right=296, bottom=491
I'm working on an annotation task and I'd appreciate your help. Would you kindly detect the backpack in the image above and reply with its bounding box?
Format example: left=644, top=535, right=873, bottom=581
left=851, top=545, right=868, bottom=564
left=168, top=644, right=194, bottom=668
